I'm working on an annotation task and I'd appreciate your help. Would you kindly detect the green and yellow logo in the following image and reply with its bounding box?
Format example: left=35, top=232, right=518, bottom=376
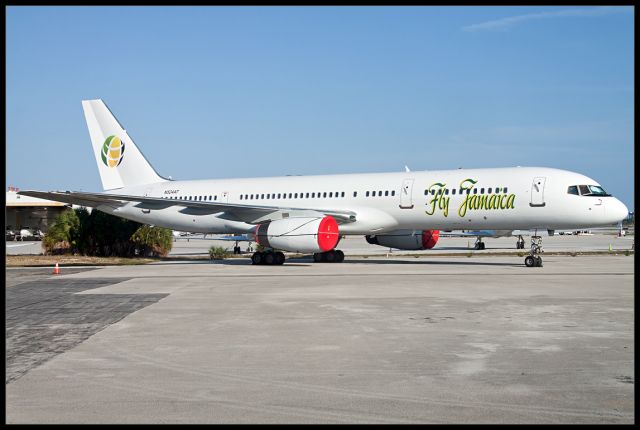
left=101, top=135, right=125, bottom=168
left=425, top=178, right=516, bottom=218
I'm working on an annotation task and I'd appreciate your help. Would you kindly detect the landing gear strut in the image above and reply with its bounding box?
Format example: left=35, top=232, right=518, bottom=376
left=313, top=249, right=345, bottom=263
left=474, top=237, right=486, bottom=250
left=524, top=236, right=543, bottom=267
left=251, top=250, right=285, bottom=265
left=516, top=235, right=525, bottom=249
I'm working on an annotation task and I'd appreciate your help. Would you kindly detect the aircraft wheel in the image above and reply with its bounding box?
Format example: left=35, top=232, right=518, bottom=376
left=525, top=256, right=535, bottom=267
left=251, top=252, right=263, bottom=265
left=335, top=250, right=344, bottom=263
left=313, top=253, right=324, bottom=263
left=264, top=252, right=275, bottom=265
left=275, top=252, right=285, bottom=265
left=535, top=256, right=543, bottom=267
left=480, top=242, right=486, bottom=250
left=324, top=250, right=336, bottom=263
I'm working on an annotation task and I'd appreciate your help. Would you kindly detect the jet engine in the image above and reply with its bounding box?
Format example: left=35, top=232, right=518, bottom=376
left=254, top=216, right=340, bottom=253
left=365, top=229, right=440, bottom=250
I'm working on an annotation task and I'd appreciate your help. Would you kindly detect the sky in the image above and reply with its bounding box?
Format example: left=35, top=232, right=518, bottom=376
left=6, top=6, right=635, bottom=210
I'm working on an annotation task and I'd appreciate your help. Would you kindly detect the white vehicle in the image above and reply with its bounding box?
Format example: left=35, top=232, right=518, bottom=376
left=19, top=100, right=629, bottom=267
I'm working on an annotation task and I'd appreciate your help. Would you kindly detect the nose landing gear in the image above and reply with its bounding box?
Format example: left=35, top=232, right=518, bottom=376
left=474, top=237, right=486, bottom=250
left=524, top=236, right=543, bottom=267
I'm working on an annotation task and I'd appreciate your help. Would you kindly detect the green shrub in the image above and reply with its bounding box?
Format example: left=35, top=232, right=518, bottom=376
left=42, top=209, right=80, bottom=255
left=131, top=225, right=173, bottom=257
left=209, top=246, right=231, bottom=260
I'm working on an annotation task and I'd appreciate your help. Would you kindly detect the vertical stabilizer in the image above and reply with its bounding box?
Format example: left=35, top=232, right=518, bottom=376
left=82, top=99, right=168, bottom=190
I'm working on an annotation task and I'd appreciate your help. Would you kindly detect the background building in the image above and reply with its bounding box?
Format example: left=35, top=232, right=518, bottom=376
left=6, top=187, right=71, bottom=234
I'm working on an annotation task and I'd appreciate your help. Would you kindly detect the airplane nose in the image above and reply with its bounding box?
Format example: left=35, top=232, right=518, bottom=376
left=610, top=199, right=629, bottom=223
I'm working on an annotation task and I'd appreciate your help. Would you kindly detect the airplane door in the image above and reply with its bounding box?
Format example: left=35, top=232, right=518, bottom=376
left=399, top=178, right=414, bottom=209
left=222, top=191, right=229, bottom=203
left=530, top=177, right=546, bottom=207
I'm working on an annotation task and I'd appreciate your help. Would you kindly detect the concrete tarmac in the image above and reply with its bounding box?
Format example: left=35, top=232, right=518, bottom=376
left=5, top=254, right=634, bottom=424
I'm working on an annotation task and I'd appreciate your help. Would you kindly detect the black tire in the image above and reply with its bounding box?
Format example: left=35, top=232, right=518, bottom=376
left=335, top=250, right=345, bottom=263
left=275, top=252, right=285, bottom=265
left=480, top=242, right=486, bottom=250
left=536, top=256, right=543, bottom=267
left=264, top=252, right=275, bottom=265
left=251, top=252, right=263, bottom=265
left=313, top=253, right=324, bottom=263
left=325, top=250, right=336, bottom=263
left=525, top=256, right=535, bottom=267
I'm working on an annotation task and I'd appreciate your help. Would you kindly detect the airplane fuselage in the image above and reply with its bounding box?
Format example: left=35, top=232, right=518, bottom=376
left=99, top=166, right=628, bottom=235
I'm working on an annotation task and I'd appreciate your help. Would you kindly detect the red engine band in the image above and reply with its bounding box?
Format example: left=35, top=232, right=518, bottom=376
left=421, top=230, right=440, bottom=249
left=317, top=216, right=339, bottom=252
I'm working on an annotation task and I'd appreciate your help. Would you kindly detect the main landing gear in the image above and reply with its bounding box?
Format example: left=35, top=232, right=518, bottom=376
left=474, top=237, right=486, bottom=250
left=313, top=249, right=345, bottom=263
left=524, top=235, right=543, bottom=267
left=251, top=250, right=285, bottom=265
left=516, top=235, right=526, bottom=249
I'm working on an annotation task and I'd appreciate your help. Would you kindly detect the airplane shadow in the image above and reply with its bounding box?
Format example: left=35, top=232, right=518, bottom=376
left=156, top=256, right=524, bottom=267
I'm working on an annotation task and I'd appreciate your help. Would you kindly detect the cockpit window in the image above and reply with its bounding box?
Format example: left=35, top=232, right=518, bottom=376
left=574, top=184, right=611, bottom=197
left=586, top=185, right=610, bottom=196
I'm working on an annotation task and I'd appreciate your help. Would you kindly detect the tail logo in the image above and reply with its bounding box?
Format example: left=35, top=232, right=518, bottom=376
left=101, top=135, right=125, bottom=168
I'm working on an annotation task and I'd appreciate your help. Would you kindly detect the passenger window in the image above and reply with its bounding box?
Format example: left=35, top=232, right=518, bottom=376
left=266, top=194, right=270, bottom=199
left=353, top=191, right=357, bottom=197
left=214, top=196, right=217, bottom=200
left=391, top=190, right=395, bottom=196
left=341, top=192, right=345, bottom=197
left=487, top=188, right=492, bottom=194
left=288, top=193, right=292, bottom=199
left=323, top=192, right=327, bottom=198
left=378, top=191, right=382, bottom=196
left=495, top=187, right=500, bottom=193
left=385, top=191, right=389, bottom=196
left=480, top=188, right=484, bottom=194
left=567, top=186, right=579, bottom=195
left=311, top=192, right=315, bottom=198
left=240, top=195, right=243, bottom=200
left=329, top=192, right=333, bottom=198
left=473, top=189, right=477, bottom=194
left=445, top=189, right=449, bottom=195
left=261, top=194, right=264, bottom=199
left=503, top=187, right=508, bottom=194
left=431, top=190, right=435, bottom=195
left=366, top=191, right=370, bottom=197
left=452, top=189, right=456, bottom=195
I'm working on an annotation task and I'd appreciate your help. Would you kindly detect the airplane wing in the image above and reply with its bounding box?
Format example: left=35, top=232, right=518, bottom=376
left=18, top=190, right=358, bottom=225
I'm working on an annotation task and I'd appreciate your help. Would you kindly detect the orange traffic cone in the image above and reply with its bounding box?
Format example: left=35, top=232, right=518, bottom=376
left=53, top=263, right=60, bottom=275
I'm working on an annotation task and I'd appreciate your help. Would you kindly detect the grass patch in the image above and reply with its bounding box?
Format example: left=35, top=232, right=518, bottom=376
left=6, top=255, right=155, bottom=267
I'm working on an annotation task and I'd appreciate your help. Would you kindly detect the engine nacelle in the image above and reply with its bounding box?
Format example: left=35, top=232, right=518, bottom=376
left=365, top=229, right=440, bottom=250
left=255, top=216, right=340, bottom=253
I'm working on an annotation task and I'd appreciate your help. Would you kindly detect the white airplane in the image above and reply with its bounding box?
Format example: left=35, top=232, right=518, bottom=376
left=19, top=99, right=629, bottom=267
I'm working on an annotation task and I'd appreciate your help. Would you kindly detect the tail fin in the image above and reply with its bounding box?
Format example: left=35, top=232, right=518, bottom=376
left=82, top=99, right=168, bottom=190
